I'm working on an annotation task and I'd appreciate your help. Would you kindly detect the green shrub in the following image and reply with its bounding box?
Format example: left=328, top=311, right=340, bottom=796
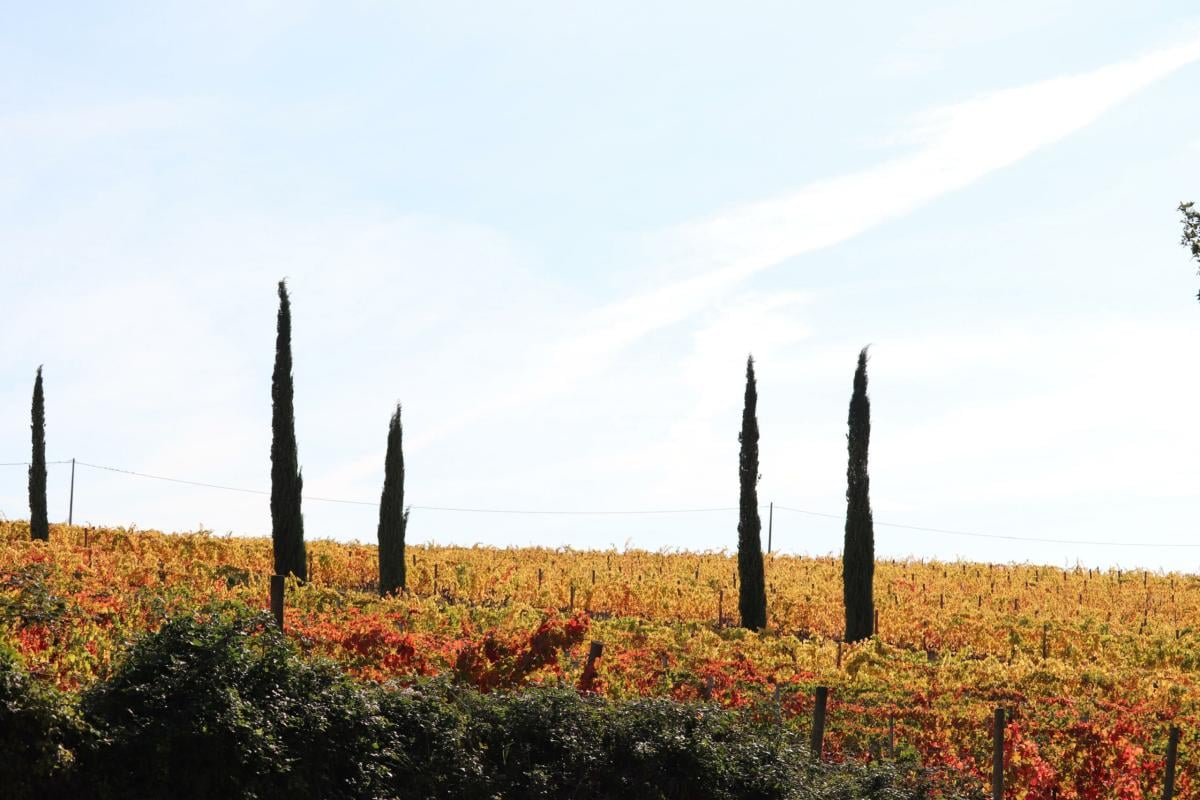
left=0, top=642, right=78, bottom=799
left=76, top=606, right=389, bottom=800
left=1, top=606, right=982, bottom=800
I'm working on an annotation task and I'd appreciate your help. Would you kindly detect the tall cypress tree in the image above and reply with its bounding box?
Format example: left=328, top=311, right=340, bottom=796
left=843, top=347, right=875, bottom=642
left=271, top=280, right=306, bottom=580
left=28, top=366, right=48, bottom=542
left=737, top=356, right=767, bottom=630
left=377, top=404, right=408, bottom=596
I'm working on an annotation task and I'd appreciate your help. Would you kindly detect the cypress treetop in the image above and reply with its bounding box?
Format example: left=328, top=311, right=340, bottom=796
left=29, top=366, right=48, bottom=542
left=737, top=356, right=767, bottom=631
left=842, top=347, right=875, bottom=643
left=271, top=280, right=306, bottom=580
left=377, top=404, right=407, bottom=596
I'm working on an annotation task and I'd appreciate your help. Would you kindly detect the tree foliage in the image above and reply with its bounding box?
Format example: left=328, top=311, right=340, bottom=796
left=28, top=367, right=48, bottom=542
left=271, top=280, right=306, bottom=580
left=377, top=403, right=407, bottom=595
left=843, top=348, right=875, bottom=643
left=737, top=356, right=767, bottom=631
left=1181, top=201, right=1200, bottom=301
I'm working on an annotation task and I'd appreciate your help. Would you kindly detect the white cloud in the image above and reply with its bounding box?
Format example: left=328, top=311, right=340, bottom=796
left=411, top=34, right=1200, bottom=451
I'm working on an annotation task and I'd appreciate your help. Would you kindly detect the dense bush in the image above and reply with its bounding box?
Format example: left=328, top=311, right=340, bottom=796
left=0, top=642, right=78, bottom=800
left=5, top=606, right=982, bottom=800
left=75, top=606, right=389, bottom=799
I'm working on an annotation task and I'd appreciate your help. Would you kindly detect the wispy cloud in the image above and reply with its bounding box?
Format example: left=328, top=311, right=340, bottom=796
left=411, top=35, right=1200, bottom=451
left=0, top=98, right=217, bottom=144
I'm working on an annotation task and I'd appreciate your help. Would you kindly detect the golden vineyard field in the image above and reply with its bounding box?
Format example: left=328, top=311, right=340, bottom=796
left=2, top=520, right=1198, bottom=798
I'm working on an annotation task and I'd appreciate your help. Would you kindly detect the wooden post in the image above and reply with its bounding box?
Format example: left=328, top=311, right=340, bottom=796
left=307, top=551, right=314, bottom=585
left=836, top=640, right=843, bottom=669
left=873, top=608, right=879, bottom=636
left=718, top=589, right=724, bottom=627
left=270, top=575, right=285, bottom=630
left=1041, top=623, right=1049, bottom=661
left=591, top=568, right=596, bottom=585
left=811, top=687, right=828, bottom=760
left=660, top=652, right=669, bottom=670
left=887, top=716, right=895, bottom=759
left=702, top=674, right=714, bottom=700
left=992, top=707, right=1005, bottom=800
left=1162, top=725, right=1180, bottom=800
left=579, top=640, right=603, bottom=690
left=569, top=585, right=576, bottom=610
left=538, top=568, right=543, bottom=588
left=67, top=458, right=75, bottom=526
left=773, top=684, right=782, bottom=721
left=767, top=501, right=773, bottom=554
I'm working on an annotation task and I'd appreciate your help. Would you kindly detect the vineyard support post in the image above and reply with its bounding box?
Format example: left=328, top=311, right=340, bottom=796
left=68, top=458, right=75, bottom=526
left=992, top=707, right=1005, bottom=800
left=579, top=640, right=603, bottom=690
left=811, top=686, right=828, bottom=760
left=888, top=716, right=895, bottom=759
left=270, top=575, right=285, bottom=630
left=718, top=589, right=723, bottom=627
left=767, top=501, right=773, bottom=554
left=1163, top=725, right=1180, bottom=800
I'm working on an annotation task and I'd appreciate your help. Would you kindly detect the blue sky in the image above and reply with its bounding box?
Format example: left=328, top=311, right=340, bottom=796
left=2, top=2, right=1200, bottom=569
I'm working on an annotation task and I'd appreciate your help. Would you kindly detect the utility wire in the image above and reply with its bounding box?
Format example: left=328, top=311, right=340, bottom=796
left=1, top=457, right=1189, bottom=548
left=773, top=505, right=1200, bottom=548
left=74, top=461, right=377, bottom=506
left=73, top=462, right=734, bottom=514
left=409, top=505, right=737, bottom=516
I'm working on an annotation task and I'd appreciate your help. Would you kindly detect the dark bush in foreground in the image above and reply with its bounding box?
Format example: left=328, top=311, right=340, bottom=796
left=76, top=607, right=388, bottom=799
left=9, top=607, right=982, bottom=800
left=0, top=642, right=78, bottom=800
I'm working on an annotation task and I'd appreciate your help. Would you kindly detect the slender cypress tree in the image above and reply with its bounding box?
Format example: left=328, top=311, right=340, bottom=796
left=843, top=347, right=875, bottom=642
left=377, top=404, right=408, bottom=595
left=28, top=366, right=48, bottom=542
left=271, top=280, right=306, bottom=580
left=737, top=356, right=767, bottom=630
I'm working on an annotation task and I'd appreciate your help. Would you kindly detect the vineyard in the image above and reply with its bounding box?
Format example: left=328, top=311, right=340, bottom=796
left=2, top=520, right=1198, bottom=799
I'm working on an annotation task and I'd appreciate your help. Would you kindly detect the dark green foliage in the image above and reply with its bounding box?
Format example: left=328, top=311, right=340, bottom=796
left=0, top=563, right=68, bottom=626
left=1181, top=201, right=1200, bottom=301
left=6, top=609, right=979, bottom=800
left=271, top=280, right=306, bottom=580
left=0, top=644, right=79, bottom=799
left=738, top=356, right=767, bottom=630
left=29, top=366, right=48, bottom=542
left=77, top=607, right=387, bottom=800
left=377, top=404, right=407, bottom=595
left=843, top=348, right=875, bottom=643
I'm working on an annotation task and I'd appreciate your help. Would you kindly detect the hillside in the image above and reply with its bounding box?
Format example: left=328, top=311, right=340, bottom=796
left=2, top=520, right=1196, bottom=798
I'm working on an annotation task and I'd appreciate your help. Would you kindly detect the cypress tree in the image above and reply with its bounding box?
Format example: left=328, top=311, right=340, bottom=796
left=28, top=366, right=48, bottom=542
left=843, top=347, right=875, bottom=642
left=271, top=280, right=306, bottom=580
left=377, top=404, right=408, bottom=595
left=737, top=356, right=767, bottom=630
